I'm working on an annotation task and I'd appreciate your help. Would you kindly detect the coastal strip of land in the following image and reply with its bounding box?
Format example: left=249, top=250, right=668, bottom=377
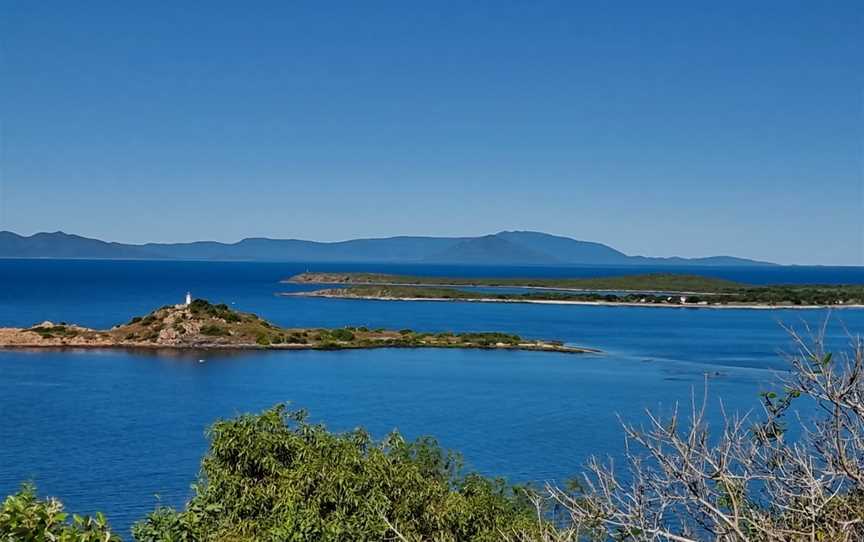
left=284, top=273, right=864, bottom=309
left=0, top=299, right=596, bottom=354
left=286, top=272, right=743, bottom=293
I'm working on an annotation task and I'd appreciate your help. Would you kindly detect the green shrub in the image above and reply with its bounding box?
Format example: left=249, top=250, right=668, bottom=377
left=0, top=484, right=120, bottom=542
left=255, top=333, right=271, bottom=346
left=328, top=328, right=356, bottom=341
left=132, top=405, right=541, bottom=541
left=200, top=325, right=229, bottom=337
left=189, top=299, right=244, bottom=323
left=459, top=332, right=521, bottom=345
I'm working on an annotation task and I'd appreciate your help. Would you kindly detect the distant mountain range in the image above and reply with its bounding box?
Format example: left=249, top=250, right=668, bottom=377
left=0, top=230, right=775, bottom=266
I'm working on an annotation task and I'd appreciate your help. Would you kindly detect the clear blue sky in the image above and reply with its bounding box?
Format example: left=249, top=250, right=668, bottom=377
left=1, top=1, right=861, bottom=265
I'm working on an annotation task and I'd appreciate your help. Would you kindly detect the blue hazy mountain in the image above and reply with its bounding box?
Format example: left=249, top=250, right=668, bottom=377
left=0, top=231, right=154, bottom=259
left=0, top=230, right=774, bottom=266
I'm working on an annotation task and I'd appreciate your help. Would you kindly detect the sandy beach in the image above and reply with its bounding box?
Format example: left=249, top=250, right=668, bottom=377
left=285, top=292, right=864, bottom=310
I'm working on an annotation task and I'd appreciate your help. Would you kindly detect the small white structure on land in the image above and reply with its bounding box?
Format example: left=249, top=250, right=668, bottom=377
left=680, top=296, right=688, bottom=304
left=176, top=293, right=192, bottom=309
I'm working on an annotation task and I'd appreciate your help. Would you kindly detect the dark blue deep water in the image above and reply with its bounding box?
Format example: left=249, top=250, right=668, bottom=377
left=1, top=260, right=862, bottom=535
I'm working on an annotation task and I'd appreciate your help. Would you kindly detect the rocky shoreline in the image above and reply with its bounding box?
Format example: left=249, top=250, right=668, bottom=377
left=0, top=299, right=597, bottom=355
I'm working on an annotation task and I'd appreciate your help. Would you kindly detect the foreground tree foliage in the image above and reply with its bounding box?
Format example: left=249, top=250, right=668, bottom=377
left=0, top=484, right=119, bottom=542
left=131, top=406, right=541, bottom=542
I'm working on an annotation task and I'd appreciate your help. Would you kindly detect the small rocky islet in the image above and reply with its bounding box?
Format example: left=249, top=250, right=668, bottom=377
left=0, top=298, right=595, bottom=354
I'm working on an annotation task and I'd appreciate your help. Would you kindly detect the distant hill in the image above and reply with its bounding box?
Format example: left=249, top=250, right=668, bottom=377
left=0, top=230, right=775, bottom=266
left=424, top=235, right=559, bottom=264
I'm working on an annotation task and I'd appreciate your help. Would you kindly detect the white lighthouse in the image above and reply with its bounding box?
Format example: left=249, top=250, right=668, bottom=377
left=185, top=292, right=192, bottom=306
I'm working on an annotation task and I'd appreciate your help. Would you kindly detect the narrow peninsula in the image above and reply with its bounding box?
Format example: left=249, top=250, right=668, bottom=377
left=285, top=272, right=864, bottom=309
left=0, top=299, right=594, bottom=354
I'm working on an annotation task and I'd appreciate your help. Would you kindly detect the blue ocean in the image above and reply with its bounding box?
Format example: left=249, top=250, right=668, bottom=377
left=1, top=259, right=862, bottom=535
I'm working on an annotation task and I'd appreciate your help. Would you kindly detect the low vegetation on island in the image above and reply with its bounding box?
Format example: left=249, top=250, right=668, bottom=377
left=287, top=272, right=864, bottom=308
left=0, top=299, right=591, bottom=354
left=5, top=334, right=864, bottom=541
left=288, top=271, right=745, bottom=292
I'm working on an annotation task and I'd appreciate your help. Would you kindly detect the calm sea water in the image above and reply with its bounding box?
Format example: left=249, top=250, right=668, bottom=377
left=1, top=260, right=862, bottom=535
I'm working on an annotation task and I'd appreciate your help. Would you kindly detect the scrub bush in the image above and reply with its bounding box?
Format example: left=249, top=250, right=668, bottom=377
left=132, top=406, right=541, bottom=542
left=0, top=484, right=120, bottom=542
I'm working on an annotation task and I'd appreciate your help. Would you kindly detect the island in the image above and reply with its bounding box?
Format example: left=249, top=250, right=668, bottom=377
left=284, top=272, right=864, bottom=309
left=0, top=299, right=595, bottom=354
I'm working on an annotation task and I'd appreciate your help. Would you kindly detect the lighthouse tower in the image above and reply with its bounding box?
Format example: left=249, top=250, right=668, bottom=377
left=185, top=292, right=192, bottom=306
